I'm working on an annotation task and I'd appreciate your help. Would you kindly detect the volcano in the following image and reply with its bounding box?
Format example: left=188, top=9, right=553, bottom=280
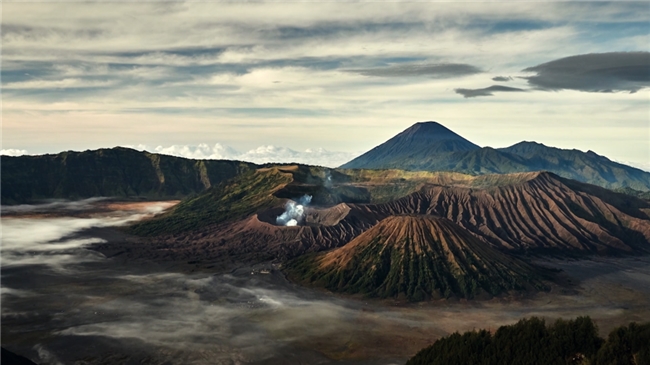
left=340, top=121, right=650, bottom=191
left=286, top=215, right=550, bottom=301
left=341, top=121, right=480, bottom=170
left=119, top=167, right=650, bottom=267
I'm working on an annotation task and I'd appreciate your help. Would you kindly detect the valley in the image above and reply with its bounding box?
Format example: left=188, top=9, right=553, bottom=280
left=3, top=122, right=650, bottom=364
left=2, top=200, right=650, bottom=364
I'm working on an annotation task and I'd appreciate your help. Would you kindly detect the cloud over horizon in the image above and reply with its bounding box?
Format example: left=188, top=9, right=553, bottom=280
left=2, top=2, right=649, bottom=168
left=523, top=52, right=650, bottom=93
left=351, top=63, right=482, bottom=78
left=130, top=143, right=360, bottom=168
left=455, top=85, right=526, bottom=98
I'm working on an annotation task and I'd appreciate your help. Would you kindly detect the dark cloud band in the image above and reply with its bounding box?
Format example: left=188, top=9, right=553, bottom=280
left=455, top=85, right=526, bottom=98
left=350, top=63, right=482, bottom=78
left=492, top=76, right=513, bottom=82
left=523, top=52, right=650, bottom=93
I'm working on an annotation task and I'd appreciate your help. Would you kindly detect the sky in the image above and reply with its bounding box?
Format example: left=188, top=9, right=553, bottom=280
left=2, top=2, right=649, bottom=169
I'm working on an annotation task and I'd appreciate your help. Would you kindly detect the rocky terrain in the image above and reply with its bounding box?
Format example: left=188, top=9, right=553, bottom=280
left=287, top=215, right=551, bottom=301
left=88, top=165, right=650, bottom=300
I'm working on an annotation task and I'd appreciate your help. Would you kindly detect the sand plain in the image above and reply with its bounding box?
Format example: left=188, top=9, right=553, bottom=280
left=2, top=200, right=649, bottom=365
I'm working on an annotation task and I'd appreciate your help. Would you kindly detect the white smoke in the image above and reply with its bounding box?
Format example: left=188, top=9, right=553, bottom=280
left=276, top=195, right=312, bottom=226
left=324, top=170, right=333, bottom=188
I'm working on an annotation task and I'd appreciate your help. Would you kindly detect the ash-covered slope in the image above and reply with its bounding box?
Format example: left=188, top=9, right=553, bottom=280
left=119, top=168, right=650, bottom=266
left=362, top=172, right=650, bottom=254
left=341, top=121, right=480, bottom=169
left=287, top=215, right=549, bottom=301
left=341, top=121, right=650, bottom=191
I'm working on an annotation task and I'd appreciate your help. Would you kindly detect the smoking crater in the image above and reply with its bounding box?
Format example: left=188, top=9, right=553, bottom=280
left=276, top=195, right=312, bottom=226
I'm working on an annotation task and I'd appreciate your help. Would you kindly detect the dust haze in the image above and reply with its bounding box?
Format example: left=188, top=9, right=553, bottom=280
left=2, top=200, right=650, bottom=364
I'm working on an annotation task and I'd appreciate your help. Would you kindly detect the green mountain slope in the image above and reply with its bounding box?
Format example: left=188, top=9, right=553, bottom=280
left=1, top=147, right=257, bottom=204
left=128, top=167, right=293, bottom=236
left=126, top=164, right=419, bottom=237
left=341, top=122, right=650, bottom=191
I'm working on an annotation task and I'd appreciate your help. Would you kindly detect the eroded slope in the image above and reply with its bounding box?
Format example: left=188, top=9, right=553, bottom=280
left=287, top=215, right=550, bottom=300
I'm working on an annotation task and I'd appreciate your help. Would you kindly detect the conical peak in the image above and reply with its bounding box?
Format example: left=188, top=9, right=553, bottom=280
left=338, top=120, right=480, bottom=168
left=340, top=214, right=474, bottom=253
left=399, top=121, right=459, bottom=138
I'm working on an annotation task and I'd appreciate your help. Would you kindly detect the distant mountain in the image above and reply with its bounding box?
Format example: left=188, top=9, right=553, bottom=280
left=342, top=122, right=479, bottom=169
left=341, top=122, right=650, bottom=191
left=497, top=141, right=650, bottom=190
left=1, top=147, right=257, bottom=204
left=286, top=215, right=550, bottom=301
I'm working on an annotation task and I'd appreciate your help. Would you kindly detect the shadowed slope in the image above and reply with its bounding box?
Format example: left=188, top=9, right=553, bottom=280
left=499, top=141, right=650, bottom=191
left=1, top=147, right=257, bottom=204
left=287, top=215, right=549, bottom=301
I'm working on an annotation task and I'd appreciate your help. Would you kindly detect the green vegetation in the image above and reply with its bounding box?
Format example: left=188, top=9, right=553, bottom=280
left=338, top=169, right=473, bottom=203
left=614, top=187, right=650, bottom=201
left=406, top=316, right=650, bottom=365
left=1, top=147, right=257, bottom=204
left=127, top=165, right=465, bottom=237
left=128, top=168, right=292, bottom=236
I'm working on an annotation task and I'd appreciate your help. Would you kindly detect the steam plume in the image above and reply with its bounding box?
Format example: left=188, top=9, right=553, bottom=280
left=276, top=195, right=312, bottom=226
left=324, top=170, right=333, bottom=188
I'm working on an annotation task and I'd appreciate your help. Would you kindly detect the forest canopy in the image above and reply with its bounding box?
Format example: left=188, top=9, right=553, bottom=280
left=406, top=316, right=650, bottom=365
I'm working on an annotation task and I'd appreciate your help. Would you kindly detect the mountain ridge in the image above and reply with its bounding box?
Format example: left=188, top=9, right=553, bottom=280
left=341, top=121, right=650, bottom=191
left=1, top=147, right=258, bottom=204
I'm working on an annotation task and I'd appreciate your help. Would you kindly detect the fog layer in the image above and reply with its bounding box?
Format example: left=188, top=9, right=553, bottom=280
left=2, top=200, right=650, bottom=364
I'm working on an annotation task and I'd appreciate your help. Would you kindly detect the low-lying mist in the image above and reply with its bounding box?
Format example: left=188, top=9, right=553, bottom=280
left=2, top=199, right=650, bottom=365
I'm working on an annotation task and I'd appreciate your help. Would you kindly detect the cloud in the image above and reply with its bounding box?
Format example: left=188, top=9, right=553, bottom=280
left=2, top=3, right=649, bottom=169
left=523, top=52, right=650, bottom=93
left=455, top=85, right=526, bottom=98
left=613, top=159, right=650, bottom=173
left=0, top=199, right=173, bottom=271
left=237, top=145, right=359, bottom=167
left=350, top=63, right=482, bottom=78
left=492, top=76, right=513, bottom=82
left=152, top=143, right=240, bottom=160
left=3, top=78, right=116, bottom=90
left=131, top=143, right=360, bottom=168
left=0, top=149, right=28, bottom=156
